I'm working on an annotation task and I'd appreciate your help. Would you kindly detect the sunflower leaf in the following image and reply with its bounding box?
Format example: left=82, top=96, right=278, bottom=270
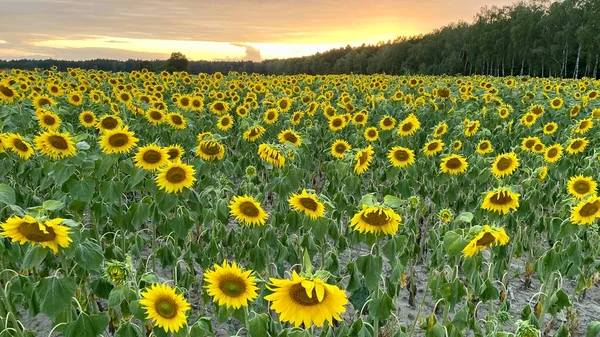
left=0, top=183, right=16, bottom=205
left=36, top=276, right=76, bottom=317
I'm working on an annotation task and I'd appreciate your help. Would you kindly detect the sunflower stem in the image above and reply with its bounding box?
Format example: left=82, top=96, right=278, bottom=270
left=0, top=284, right=25, bottom=337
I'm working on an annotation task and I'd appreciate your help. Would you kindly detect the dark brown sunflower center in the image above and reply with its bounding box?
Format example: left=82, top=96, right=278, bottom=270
left=358, top=151, right=370, bottom=165
left=532, top=107, right=543, bottom=115
left=102, top=118, right=118, bottom=129
left=332, top=119, right=343, bottom=127
left=71, top=95, right=80, bottom=102
left=0, top=85, right=15, bottom=97
left=579, top=121, right=589, bottom=129
left=290, top=284, right=322, bottom=306
left=200, top=142, right=221, bottom=155
left=83, top=114, right=94, bottom=123
left=180, top=97, right=190, bottom=106
left=108, top=134, right=129, bottom=147
left=476, top=232, right=496, bottom=246
left=170, top=115, right=183, bottom=125
left=214, top=102, right=224, bottom=111
left=279, top=101, right=288, bottom=109
left=50, top=86, right=59, bottom=93
left=220, top=118, right=230, bottom=126
left=402, top=122, right=413, bottom=132
left=479, top=142, right=489, bottom=150
left=355, top=115, right=365, bottom=123
left=166, top=167, right=187, bottom=184
left=19, top=221, right=56, bottom=242
left=267, top=112, right=276, bottom=120
left=143, top=150, right=162, bottom=164
left=579, top=201, right=600, bottom=217
left=445, top=158, right=463, bottom=169
left=367, top=130, right=376, bottom=137
left=150, top=111, right=162, bottom=120
left=299, top=197, right=318, bottom=211
left=394, top=150, right=409, bottom=161
left=436, top=126, right=445, bottom=134
left=526, top=115, right=533, bottom=122
left=496, top=157, right=512, bottom=171
left=574, top=181, right=590, bottom=194
left=43, top=116, right=56, bottom=126
left=218, top=275, right=247, bottom=297
left=548, top=148, right=558, bottom=158
left=428, top=143, right=439, bottom=151
left=38, top=98, right=51, bottom=106
left=525, top=140, right=536, bottom=148
left=13, top=139, right=29, bottom=152
left=192, top=99, right=202, bottom=108
left=383, top=118, right=393, bottom=126
left=468, top=123, right=477, bottom=132
left=534, top=144, right=544, bottom=151
left=334, top=144, right=347, bottom=154
left=284, top=133, right=298, bottom=143
left=490, top=192, right=513, bottom=205
left=239, top=201, right=259, bottom=217
left=248, top=129, right=259, bottom=137
left=155, top=297, right=178, bottom=319
left=361, top=210, right=391, bottom=227
left=167, top=149, right=179, bottom=160
left=48, top=135, right=69, bottom=150
left=570, top=141, right=583, bottom=150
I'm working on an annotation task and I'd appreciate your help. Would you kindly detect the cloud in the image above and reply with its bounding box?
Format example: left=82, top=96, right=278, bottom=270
left=231, top=43, right=262, bottom=62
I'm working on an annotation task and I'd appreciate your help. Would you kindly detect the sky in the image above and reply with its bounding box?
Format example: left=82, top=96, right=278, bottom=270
left=0, top=0, right=516, bottom=61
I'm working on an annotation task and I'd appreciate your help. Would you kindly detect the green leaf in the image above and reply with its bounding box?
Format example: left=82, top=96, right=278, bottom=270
left=42, top=199, right=64, bottom=211
left=368, top=289, right=394, bottom=320
left=356, top=255, right=382, bottom=291
left=115, top=321, right=142, bottom=337
left=454, top=212, right=473, bottom=223
left=22, top=245, right=49, bottom=270
left=74, top=241, right=104, bottom=271
left=587, top=321, right=600, bottom=337
left=383, top=195, right=405, bottom=208
left=189, top=317, right=214, bottom=336
left=548, top=289, right=571, bottom=315
left=478, top=279, right=499, bottom=302
left=359, top=193, right=375, bottom=207
left=249, top=313, right=269, bottom=337
left=63, top=312, right=109, bottom=337
left=68, top=178, right=96, bottom=202
left=36, top=276, right=76, bottom=317
left=0, top=183, right=16, bottom=205
left=443, top=230, right=468, bottom=257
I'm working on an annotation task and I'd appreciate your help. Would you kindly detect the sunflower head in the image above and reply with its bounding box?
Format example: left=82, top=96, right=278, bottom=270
left=0, top=216, right=72, bottom=254
left=34, top=131, right=77, bottom=159
left=5, top=133, right=35, bottom=160
left=570, top=195, right=600, bottom=225
left=363, top=127, right=379, bottom=142
left=566, top=138, right=588, bottom=155
left=567, top=175, right=597, bottom=199
left=440, top=154, right=468, bottom=175
left=196, top=140, right=225, bottom=161
left=481, top=188, right=520, bottom=215
left=354, top=146, right=374, bottom=175
left=388, top=146, right=415, bottom=168
left=491, top=153, right=519, bottom=178
left=278, top=129, right=302, bottom=147
left=289, top=189, right=326, bottom=220
left=258, top=144, right=285, bottom=167
left=229, top=195, right=268, bottom=227
left=204, top=260, right=259, bottom=309
left=165, top=144, right=185, bottom=161
left=544, top=144, right=563, bottom=163
left=37, top=111, right=61, bottom=130
left=462, top=225, right=510, bottom=257
left=79, top=110, right=97, bottom=127
left=423, top=140, right=443, bottom=156
left=167, top=113, right=187, bottom=129
left=99, top=126, right=139, bottom=154
left=438, top=209, right=453, bottom=223
left=155, top=161, right=196, bottom=193
left=139, top=283, right=191, bottom=333
left=134, top=144, right=169, bottom=171
left=350, top=204, right=402, bottom=236
left=243, top=126, right=266, bottom=142
left=97, top=115, right=122, bottom=132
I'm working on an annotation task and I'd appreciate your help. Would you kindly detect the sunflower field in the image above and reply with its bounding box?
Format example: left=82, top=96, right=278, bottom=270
left=0, top=69, right=600, bottom=337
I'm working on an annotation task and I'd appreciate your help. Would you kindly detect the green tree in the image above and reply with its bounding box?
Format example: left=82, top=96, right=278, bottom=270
left=166, top=52, right=189, bottom=72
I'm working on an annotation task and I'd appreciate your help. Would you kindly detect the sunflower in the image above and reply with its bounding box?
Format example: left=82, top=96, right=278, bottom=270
left=388, top=146, right=415, bottom=168
left=146, top=109, right=166, bottom=125
left=452, top=140, right=462, bottom=151
left=529, top=104, right=545, bottom=116
left=5, top=134, right=35, bottom=160
left=210, top=101, right=229, bottom=115
left=34, top=131, right=77, bottom=159
left=570, top=196, right=600, bottom=225
left=569, top=105, right=581, bottom=118
left=264, top=109, right=279, bottom=124
left=464, top=120, right=480, bottom=137
left=291, top=111, right=304, bottom=125
left=573, top=118, right=593, bottom=135
left=498, top=107, right=510, bottom=119
left=543, top=122, right=558, bottom=135
left=33, top=95, right=55, bottom=110
left=544, top=144, right=563, bottom=163
left=0, top=216, right=71, bottom=254
left=243, top=126, right=266, bottom=142
left=433, top=122, right=447, bottom=138
left=363, top=127, right=379, bottom=142
left=276, top=97, right=292, bottom=112
left=550, top=97, right=564, bottom=110
left=0, top=82, right=18, bottom=103
left=351, top=112, right=367, bottom=126
left=196, top=140, right=225, bottom=161
left=379, top=115, right=396, bottom=130
left=490, top=153, right=519, bottom=178
left=350, top=204, right=402, bottom=236
left=97, top=115, right=122, bottom=132
left=229, top=195, right=268, bottom=227
left=288, top=189, right=325, bottom=220
left=519, top=112, right=537, bottom=127
left=481, top=188, right=520, bottom=215
left=155, top=161, right=196, bottom=193
left=79, top=110, right=97, bottom=127
left=67, top=91, right=83, bottom=106
left=438, top=209, right=453, bottom=223
left=167, top=113, right=187, bottom=129
left=331, top=139, right=350, bottom=159
left=164, top=144, right=184, bottom=161
left=462, top=225, right=510, bottom=258
left=397, top=114, right=420, bottom=136
left=566, top=138, right=588, bottom=155
left=134, top=144, right=169, bottom=171
left=476, top=140, right=493, bottom=155
left=99, top=126, right=139, bottom=154
left=278, top=129, right=302, bottom=147
left=567, top=175, right=597, bottom=199
left=215, top=114, right=234, bottom=131
left=354, top=146, right=374, bottom=175
left=423, top=140, right=444, bottom=156
left=203, top=260, right=258, bottom=309
left=139, top=283, right=190, bottom=333
left=440, top=154, right=468, bottom=175
left=37, top=111, right=61, bottom=130
left=264, top=271, right=348, bottom=328
left=532, top=142, right=546, bottom=154
left=328, top=115, right=346, bottom=131
left=258, top=144, right=285, bottom=167
left=538, top=166, right=548, bottom=181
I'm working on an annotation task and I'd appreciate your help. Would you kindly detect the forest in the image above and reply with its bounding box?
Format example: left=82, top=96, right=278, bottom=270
left=1, top=0, right=598, bottom=78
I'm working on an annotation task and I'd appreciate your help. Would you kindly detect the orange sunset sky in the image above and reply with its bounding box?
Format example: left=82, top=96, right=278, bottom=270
left=0, top=0, right=516, bottom=61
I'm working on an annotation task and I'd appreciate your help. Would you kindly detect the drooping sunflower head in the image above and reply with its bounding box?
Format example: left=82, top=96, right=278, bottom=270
left=264, top=271, right=348, bottom=328
left=379, top=115, right=396, bottom=130
left=544, top=144, right=563, bottom=163
left=34, top=131, right=77, bottom=159
left=354, top=146, right=374, bottom=175
left=423, top=140, right=444, bottom=156
left=570, top=196, right=600, bottom=225
left=566, top=138, right=588, bottom=155
left=476, top=140, right=493, bottom=155
left=438, top=209, right=453, bottom=223
left=139, top=283, right=191, bottom=333
left=363, top=127, right=379, bottom=142
left=5, top=133, right=35, bottom=160
left=104, top=259, right=132, bottom=284
left=37, top=110, right=61, bottom=130
left=155, top=161, right=196, bottom=193
left=278, top=129, right=302, bottom=147
left=258, top=143, right=285, bottom=167
left=0, top=216, right=72, bottom=254
left=440, top=154, right=468, bottom=175
left=567, top=175, right=597, bottom=200
left=97, top=115, right=122, bottom=132
left=165, top=144, right=185, bottom=161
left=229, top=195, right=268, bottom=227
left=538, top=166, right=548, bottom=181
left=481, top=188, right=520, bottom=215
left=529, top=104, right=545, bottom=116
left=243, top=126, right=266, bottom=142
left=204, top=260, right=259, bottom=309
left=99, top=126, right=139, bottom=154
left=196, top=140, right=225, bottom=161
left=134, top=144, right=169, bottom=171
left=491, top=152, right=519, bottom=178
left=167, top=113, right=187, bottom=129
left=288, top=189, right=325, bottom=220
left=331, top=139, right=350, bottom=159
left=462, top=225, right=510, bottom=257
left=388, top=146, right=415, bottom=168
left=350, top=204, right=402, bottom=236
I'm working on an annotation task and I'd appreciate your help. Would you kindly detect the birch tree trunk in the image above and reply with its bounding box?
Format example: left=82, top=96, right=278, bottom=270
left=573, top=44, right=581, bottom=78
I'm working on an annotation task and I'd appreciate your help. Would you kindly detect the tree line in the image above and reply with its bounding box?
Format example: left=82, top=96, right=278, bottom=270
left=1, top=0, right=598, bottom=78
